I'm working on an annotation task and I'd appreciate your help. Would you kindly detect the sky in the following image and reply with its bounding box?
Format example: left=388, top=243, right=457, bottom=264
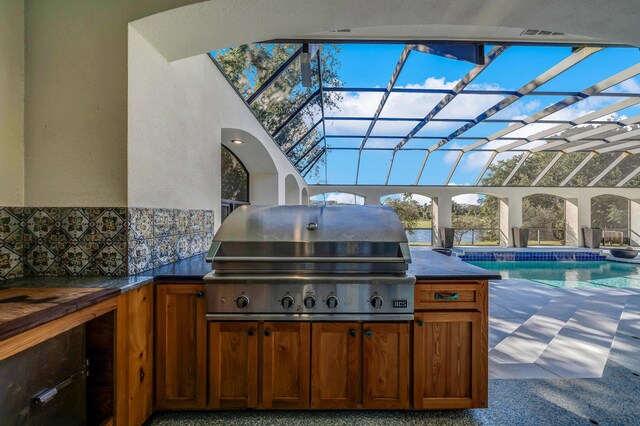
left=307, top=44, right=640, bottom=191
left=214, top=43, right=640, bottom=200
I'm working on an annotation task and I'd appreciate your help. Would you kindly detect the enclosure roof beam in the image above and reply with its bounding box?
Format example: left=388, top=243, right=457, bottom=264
left=616, top=162, right=640, bottom=186
left=394, top=45, right=507, bottom=152
left=593, top=140, right=640, bottom=153
left=247, top=47, right=303, bottom=105
left=444, top=151, right=464, bottom=185
left=588, top=152, right=629, bottom=186
left=355, top=45, right=412, bottom=184
left=428, top=46, right=603, bottom=153
left=301, top=147, right=326, bottom=177
left=496, top=98, right=640, bottom=153
left=272, top=89, right=321, bottom=137
left=559, top=152, right=596, bottom=186
left=294, top=136, right=325, bottom=166
left=474, top=152, right=497, bottom=185
left=414, top=151, right=431, bottom=185
left=322, top=86, right=640, bottom=98
left=471, top=63, right=640, bottom=152
left=502, top=152, right=530, bottom=186
left=531, top=152, right=563, bottom=186
left=285, top=120, right=322, bottom=155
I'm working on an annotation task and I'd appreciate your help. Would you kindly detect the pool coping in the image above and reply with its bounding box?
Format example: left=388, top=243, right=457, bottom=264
left=450, top=246, right=640, bottom=264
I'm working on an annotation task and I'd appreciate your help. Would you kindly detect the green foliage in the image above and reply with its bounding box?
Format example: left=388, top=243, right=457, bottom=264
left=214, top=43, right=343, bottom=182
left=591, top=195, right=629, bottom=229
left=221, top=147, right=249, bottom=201
left=383, top=193, right=428, bottom=233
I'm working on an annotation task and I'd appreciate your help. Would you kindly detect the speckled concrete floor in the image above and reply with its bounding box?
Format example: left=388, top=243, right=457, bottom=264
left=146, top=360, right=640, bottom=426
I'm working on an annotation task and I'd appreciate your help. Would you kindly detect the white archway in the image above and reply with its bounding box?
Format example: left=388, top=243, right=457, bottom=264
left=221, top=128, right=280, bottom=205
left=285, top=174, right=300, bottom=205
left=301, top=188, right=309, bottom=205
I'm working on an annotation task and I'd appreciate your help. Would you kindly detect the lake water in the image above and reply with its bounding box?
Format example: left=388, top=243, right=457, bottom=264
left=406, top=229, right=475, bottom=244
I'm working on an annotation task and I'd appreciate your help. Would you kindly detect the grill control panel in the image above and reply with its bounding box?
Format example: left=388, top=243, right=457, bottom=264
left=206, top=280, right=415, bottom=316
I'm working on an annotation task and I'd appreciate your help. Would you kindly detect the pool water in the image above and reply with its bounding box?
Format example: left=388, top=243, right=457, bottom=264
left=466, top=260, right=640, bottom=289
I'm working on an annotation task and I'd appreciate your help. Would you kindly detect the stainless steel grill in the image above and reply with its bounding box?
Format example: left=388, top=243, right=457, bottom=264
left=205, top=205, right=415, bottom=321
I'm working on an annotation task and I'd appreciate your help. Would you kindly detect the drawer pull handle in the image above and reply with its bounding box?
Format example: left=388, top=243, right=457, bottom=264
left=365, top=330, right=372, bottom=338
left=264, top=328, right=271, bottom=336
left=416, top=320, right=424, bottom=327
left=248, top=328, right=255, bottom=336
left=349, top=329, right=357, bottom=337
left=195, top=291, right=204, bottom=298
left=435, top=292, right=459, bottom=300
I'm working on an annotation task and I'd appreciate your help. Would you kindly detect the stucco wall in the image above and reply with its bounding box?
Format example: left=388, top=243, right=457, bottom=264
left=23, top=0, right=200, bottom=207
left=0, top=0, right=24, bottom=206
left=128, top=27, right=307, bottom=224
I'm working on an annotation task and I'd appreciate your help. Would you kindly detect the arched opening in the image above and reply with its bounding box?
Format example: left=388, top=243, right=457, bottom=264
left=221, top=128, right=279, bottom=207
left=285, top=174, right=300, bottom=205
left=301, top=188, right=309, bottom=205
left=221, top=145, right=250, bottom=222
left=592, top=195, right=631, bottom=246
left=452, top=194, right=500, bottom=246
left=381, top=193, right=432, bottom=245
left=523, top=194, right=566, bottom=246
left=310, top=192, right=365, bottom=206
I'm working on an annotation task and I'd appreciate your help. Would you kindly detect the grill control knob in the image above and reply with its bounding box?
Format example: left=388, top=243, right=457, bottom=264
left=370, top=295, right=384, bottom=309
left=236, top=295, right=249, bottom=309
left=303, top=295, right=316, bottom=308
left=326, top=295, right=339, bottom=309
left=281, top=295, right=294, bottom=309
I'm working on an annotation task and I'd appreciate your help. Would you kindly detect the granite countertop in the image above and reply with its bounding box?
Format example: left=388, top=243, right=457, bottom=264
left=409, top=249, right=502, bottom=281
left=0, top=249, right=499, bottom=341
left=0, top=248, right=499, bottom=293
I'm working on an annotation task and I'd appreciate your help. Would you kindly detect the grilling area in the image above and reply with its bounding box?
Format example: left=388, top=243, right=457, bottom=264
left=2, top=1, right=640, bottom=425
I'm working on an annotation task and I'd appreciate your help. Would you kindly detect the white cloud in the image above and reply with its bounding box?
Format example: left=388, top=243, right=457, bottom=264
left=316, top=192, right=365, bottom=205
left=380, top=193, right=432, bottom=205
left=452, top=193, right=481, bottom=205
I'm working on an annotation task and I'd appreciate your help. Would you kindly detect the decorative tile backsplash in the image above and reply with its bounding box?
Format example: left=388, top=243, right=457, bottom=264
left=0, top=207, right=214, bottom=279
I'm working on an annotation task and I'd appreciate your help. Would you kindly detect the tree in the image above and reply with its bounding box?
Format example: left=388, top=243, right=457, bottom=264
left=384, top=193, right=423, bottom=233
left=214, top=43, right=343, bottom=182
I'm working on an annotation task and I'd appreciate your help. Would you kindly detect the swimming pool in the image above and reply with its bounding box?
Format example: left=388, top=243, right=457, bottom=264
left=466, top=260, right=640, bottom=289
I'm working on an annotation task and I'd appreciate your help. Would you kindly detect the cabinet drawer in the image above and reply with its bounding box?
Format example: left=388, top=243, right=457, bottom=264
left=415, top=281, right=486, bottom=311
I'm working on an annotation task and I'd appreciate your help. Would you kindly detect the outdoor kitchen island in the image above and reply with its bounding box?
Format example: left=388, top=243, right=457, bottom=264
left=0, top=247, right=499, bottom=425
left=155, top=206, right=502, bottom=413
left=153, top=248, right=499, bottom=412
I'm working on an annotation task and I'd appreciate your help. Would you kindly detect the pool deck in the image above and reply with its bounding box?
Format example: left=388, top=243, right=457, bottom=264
left=489, top=278, right=640, bottom=379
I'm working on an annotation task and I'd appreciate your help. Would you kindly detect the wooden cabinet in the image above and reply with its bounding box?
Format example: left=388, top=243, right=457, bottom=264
left=362, top=322, right=410, bottom=409
left=413, top=312, right=482, bottom=409
left=155, top=284, right=207, bottom=410
left=115, top=284, right=154, bottom=426
left=208, top=321, right=258, bottom=409
left=413, top=280, right=488, bottom=410
left=262, top=322, right=311, bottom=409
left=311, top=322, right=360, bottom=408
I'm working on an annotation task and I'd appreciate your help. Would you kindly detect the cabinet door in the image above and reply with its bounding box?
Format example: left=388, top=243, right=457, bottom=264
left=362, top=322, right=410, bottom=409
left=208, top=322, right=258, bottom=409
left=311, top=322, right=360, bottom=409
left=413, top=311, right=483, bottom=409
left=262, top=322, right=311, bottom=409
left=116, top=284, right=154, bottom=425
left=155, top=284, right=207, bottom=410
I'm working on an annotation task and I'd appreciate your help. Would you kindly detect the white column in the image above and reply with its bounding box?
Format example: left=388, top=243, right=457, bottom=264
left=432, top=195, right=452, bottom=246
left=565, top=198, right=579, bottom=247
left=365, top=195, right=381, bottom=205
left=577, top=196, right=591, bottom=247
left=631, top=198, right=640, bottom=247
left=499, top=197, right=523, bottom=247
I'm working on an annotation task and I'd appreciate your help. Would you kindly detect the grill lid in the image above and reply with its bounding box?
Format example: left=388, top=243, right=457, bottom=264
left=207, top=205, right=411, bottom=274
